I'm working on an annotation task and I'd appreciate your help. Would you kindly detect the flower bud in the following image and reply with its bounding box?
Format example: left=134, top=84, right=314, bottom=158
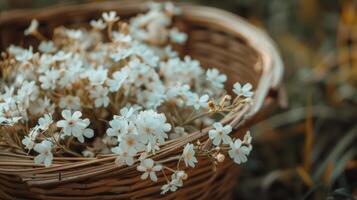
left=216, top=153, right=225, bottom=162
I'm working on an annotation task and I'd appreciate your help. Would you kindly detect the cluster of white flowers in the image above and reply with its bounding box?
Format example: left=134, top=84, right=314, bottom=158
left=109, top=107, right=171, bottom=166
left=0, top=2, right=255, bottom=195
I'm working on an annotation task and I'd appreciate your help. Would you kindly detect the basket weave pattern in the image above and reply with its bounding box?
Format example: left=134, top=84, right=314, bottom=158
left=0, top=2, right=283, bottom=199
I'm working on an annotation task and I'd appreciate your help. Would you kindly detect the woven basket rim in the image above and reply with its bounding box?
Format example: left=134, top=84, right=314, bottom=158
left=0, top=1, right=283, bottom=180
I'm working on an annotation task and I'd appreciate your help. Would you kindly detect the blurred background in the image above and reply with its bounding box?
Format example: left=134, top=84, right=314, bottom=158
left=1, top=0, right=356, bottom=199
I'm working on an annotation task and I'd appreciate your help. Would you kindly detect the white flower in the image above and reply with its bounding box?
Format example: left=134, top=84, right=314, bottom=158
left=17, top=81, right=39, bottom=102
left=30, top=97, right=55, bottom=115
left=162, top=170, right=187, bottom=194
left=163, top=2, right=181, bottom=15
left=106, top=118, right=126, bottom=138
left=137, top=158, right=162, bottom=182
left=59, top=95, right=81, bottom=111
left=112, top=146, right=135, bottom=166
left=22, top=136, right=35, bottom=150
left=113, top=32, right=133, bottom=43
left=107, top=67, right=129, bottom=92
left=243, top=131, right=253, bottom=145
left=206, top=68, right=227, bottom=89
left=186, top=93, right=209, bottom=110
left=90, top=19, right=107, bottom=30
left=118, top=106, right=139, bottom=120
left=66, top=29, right=82, bottom=39
left=119, top=133, right=144, bottom=155
left=24, top=19, right=39, bottom=35
left=39, top=69, right=60, bottom=90
left=38, top=113, right=53, bottom=131
left=161, top=171, right=186, bottom=195
left=233, top=82, right=254, bottom=98
left=243, top=131, right=253, bottom=153
left=39, top=41, right=55, bottom=53
left=34, top=140, right=53, bottom=167
left=110, top=47, right=133, bottom=62
left=52, top=51, right=72, bottom=61
left=208, top=122, right=232, bottom=146
left=161, top=182, right=178, bottom=194
left=15, top=47, right=33, bottom=62
left=171, top=170, right=187, bottom=186
left=0, top=116, right=22, bottom=126
left=90, top=86, right=110, bottom=108
left=56, top=110, right=94, bottom=143
left=22, top=126, right=40, bottom=150
left=169, top=28, right=187, bottom=44
left=87, top=68, right=107, bottom=86
left=216, top=153, right=225, bottom=162
left=169, top=126, right=188, bottom=140
left=102, top=11, right=119, bottom=23
left=228, top=139, right=250, bottom=164
left=182, top=143, right=198, bottom=168
left=135, top=110, right=171, bottom=145
left=82, top=150, right=95, bottom=158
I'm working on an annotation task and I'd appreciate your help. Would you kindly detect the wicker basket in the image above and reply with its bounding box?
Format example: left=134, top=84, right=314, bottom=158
left=0, top=1, right=283, bottom=199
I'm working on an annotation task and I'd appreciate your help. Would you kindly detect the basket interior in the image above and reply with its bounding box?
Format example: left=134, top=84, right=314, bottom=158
left=0, top=4, right=262, bottom=94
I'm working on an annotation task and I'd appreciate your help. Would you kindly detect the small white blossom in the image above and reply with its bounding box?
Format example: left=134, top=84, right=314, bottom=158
left=243, top=131, right=253, bottom=144
left=118, top=106, right=139, bottom=120
left=38, top=113, right=53, bottom=131
left=187, top=94, right=209, bottom=110
left=161, top=182, right=178, bottom=194
left=233, top=82, right=254, bottom=98
left=119, top=131, right=144, bottom=154
left=113, top=33, right=133, bottom=44
left=34, top=140, right=53, bottom=167
left=206, top=69, right=227, bottom=89
left=161, top=171, right=186, bottom=195
left=39, top=41, right=56, bottom=53
left=106, top=118, right=125, bottom=139
left=22, top=126, right=40, bottom=150
left=90, top=19, right=107, bottom=30
left=87, top=68, right=108, bottom=86
left=182, top=143, right=198, bottom=168
left=82, top=150, right=95, bottom=158
left=208, top=122, right=232, bottom=146
left=30, top=97, right=55, bottom=115
left=22, top=136, right=35, bottom=150
left=135, top=110, right=171, bottom=146
left=15, top=47, right=33, bottom=62
left=172, top=170, right=187, bottom=186
left=52, top=51, right=72, bottom=61
left=102, top=11, right=119, bottom=23
left=0, top=116, right=22, bottom=126
left=112, top=146, right=135, bottom=166
left=243, top=131, right=253, bottom=153
left=56, top=110, right=94, bottom=143
left=90, top=86, right=110, bottom=108
left=137, top=158, right=162, bottom=182
left=228, top=139, right=250, bottom=164
left=169, top=28, right=187, bottom=44
left=39, top=69, right=60, bottom=90
left=107, top=67, right=129, bottom=92
left=59, top=95, right=81, bottom=111
left=24, top=19, right=39, bottom=35
left=66, top=29, right=83, bottom=39
left=162, top=170, right=188, bottom=194
left=169, top=126, right=188, bottom=140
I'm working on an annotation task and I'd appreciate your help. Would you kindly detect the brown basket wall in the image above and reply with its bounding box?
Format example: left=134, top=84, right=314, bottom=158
left=0, top=1, right=283, bottom=200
